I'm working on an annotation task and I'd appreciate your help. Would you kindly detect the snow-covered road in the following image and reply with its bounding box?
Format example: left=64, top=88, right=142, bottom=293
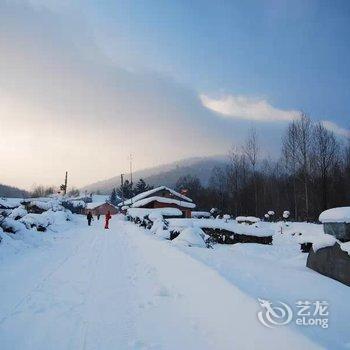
left=0, top=217, right=320, bottom=349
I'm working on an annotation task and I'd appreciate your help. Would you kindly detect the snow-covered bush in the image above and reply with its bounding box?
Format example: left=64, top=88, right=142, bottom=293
left=283, top=211, right=290, bottom=220
left=1, top=218, right=27, bottom=234
left=172, top=227, right=207, bottom=248
left=9, top=206, right=28, bottom=220
left=223, top=214, right=231, bottom=223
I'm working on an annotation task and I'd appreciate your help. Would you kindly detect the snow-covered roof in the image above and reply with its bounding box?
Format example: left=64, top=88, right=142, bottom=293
left=319, top=207, right=350, bottom=224
left=131, top=196, right=196, bottom=209
left=119, top=186, right=193, bottom=207
left=86, top=202, right=114, bottom=210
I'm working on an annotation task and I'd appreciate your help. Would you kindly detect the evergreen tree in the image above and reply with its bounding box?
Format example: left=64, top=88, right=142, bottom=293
left=110, top=188, right=117, bottom=205
left=117, top=180, right=134, bottom=200
left=133, top=179, right=153, bottom=196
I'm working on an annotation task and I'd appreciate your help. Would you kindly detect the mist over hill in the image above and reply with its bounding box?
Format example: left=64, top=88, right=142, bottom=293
left=81, top=155, right=228, bottom=194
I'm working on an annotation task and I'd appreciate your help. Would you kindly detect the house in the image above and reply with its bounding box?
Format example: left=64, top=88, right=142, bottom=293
left=119, top=186, right=196, bottom=218
left=319, top=207, right=350, bottom=242
left=85, top=202, right=118, bottom=216
left=306, top=207, right=350, bottom=286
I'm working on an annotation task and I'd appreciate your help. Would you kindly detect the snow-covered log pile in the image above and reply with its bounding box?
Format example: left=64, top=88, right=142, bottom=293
left=235, top=216, right=261, bottom=224
left=168, top=218, right=273, bottom=245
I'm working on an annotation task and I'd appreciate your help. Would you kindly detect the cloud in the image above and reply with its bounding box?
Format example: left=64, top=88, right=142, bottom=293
left=321, top=120, right=350, bottom=138
left=200, top=94, right=300, bottom=122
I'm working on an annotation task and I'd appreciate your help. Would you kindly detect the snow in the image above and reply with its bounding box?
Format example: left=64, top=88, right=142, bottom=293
left=172, top=227, right=207, bottom=247
left=1, top=212, right=350, bottom=349
left=302, top=234, right=337, bottom=252
left=340, top=242, right=350, bottom=255
left=0, top=217, right=323, bottom=349
left=127, top=207, right=183, bottom=219
left=319, top=206, right=350, bottom=223
left=131, top=196, right=196, bottom=209
left=120, top=186, right=193, bottom=206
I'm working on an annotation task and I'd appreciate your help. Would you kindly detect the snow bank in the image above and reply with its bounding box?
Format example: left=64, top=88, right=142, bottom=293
left=319, top=207, right=350, bottom=223
left=173, top=227, right=206, bottom=247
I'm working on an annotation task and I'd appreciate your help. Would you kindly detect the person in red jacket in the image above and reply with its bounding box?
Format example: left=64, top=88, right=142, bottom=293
left=104, top=211, right=111, bottom=229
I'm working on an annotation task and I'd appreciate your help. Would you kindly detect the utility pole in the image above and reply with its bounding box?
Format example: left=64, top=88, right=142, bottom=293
left=120, top=173, right=125, bottom=207
left=60, top=171, right=68, bottom=196
left=129, top=154, right=133, bottom=186
left=64, top=171, right=68, bottom=196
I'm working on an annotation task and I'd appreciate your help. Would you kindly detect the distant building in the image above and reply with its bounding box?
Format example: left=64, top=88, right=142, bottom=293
left=85, top=202, right=118, bottom=216
left=118, top=186, right=196, bottom=218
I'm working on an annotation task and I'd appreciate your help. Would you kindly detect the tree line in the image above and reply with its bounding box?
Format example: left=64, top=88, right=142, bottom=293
left=175, top=114, right=350, bottom=221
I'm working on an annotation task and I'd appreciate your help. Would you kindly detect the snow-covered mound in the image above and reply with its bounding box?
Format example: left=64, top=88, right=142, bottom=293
left=173, top=227, right=206, bottom=248
left=319, top=207, right=350, bottom=223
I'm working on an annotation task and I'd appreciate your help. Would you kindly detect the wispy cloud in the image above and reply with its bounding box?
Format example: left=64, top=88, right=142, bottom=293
left=321, top=120, right=350, bottom=138
left=200, top=94, right=300, bottom=122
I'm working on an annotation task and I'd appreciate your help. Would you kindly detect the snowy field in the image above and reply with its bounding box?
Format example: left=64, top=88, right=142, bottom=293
left=0, top=214, right=349, bottom=349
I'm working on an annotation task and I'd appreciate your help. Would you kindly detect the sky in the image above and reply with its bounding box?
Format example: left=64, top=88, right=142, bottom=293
left=0, top=0, right=349, bottom=190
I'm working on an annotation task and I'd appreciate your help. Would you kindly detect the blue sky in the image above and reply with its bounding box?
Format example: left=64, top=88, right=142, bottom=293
left=0, top=0, right=349, bottom=188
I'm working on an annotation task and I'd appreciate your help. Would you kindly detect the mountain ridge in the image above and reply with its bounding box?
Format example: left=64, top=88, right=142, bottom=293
left=81, top=155, right=228, bottom=194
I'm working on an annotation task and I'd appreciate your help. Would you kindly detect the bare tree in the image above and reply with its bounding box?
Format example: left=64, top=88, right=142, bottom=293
left=312, top=123, right=340, bottom=210
left=242, top=128, right=260, bottom=216
left=294, top=113, right=313, bottom=220
left=282, top=121, right=299, bottom=219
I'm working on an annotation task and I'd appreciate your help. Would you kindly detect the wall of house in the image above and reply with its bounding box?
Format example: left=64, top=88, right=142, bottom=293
left=86, top=203, right=118, bottom=216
